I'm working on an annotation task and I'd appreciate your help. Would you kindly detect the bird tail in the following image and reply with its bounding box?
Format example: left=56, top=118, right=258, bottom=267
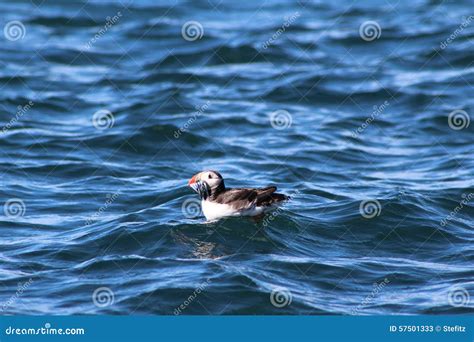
left=257, top=190, right=289, bottom=206
left=271, top=193, right=289, bottom=202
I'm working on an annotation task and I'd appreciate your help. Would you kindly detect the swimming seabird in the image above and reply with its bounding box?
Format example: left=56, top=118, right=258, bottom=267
left=187, top=170, right=288, bottom=221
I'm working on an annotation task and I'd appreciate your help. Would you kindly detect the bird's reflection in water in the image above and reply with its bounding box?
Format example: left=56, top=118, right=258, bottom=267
left=171, top=219, right=275, bottom=259
left=171, top=230, right=221, bottom=259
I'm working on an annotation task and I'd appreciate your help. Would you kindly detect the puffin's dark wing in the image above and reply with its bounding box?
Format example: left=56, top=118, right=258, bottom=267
left=256, top=186, right=288, bottom=206
left=255, top=186, right=276, bottom=200
left=214, top=188, right=257, bottom=208
left=214, top=186, right=288, bottom=209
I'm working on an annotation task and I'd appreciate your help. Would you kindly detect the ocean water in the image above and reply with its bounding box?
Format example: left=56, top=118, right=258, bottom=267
left=0, top=0, right=473, bottom=315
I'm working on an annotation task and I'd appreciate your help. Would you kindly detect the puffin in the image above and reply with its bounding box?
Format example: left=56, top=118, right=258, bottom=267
left=187, top=170, right=288, bottom=221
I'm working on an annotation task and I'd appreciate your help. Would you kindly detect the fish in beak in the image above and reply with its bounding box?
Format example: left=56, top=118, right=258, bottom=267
left=188, top=173, right=200, bottom=192
left=188, top=172, right=210, bottom=198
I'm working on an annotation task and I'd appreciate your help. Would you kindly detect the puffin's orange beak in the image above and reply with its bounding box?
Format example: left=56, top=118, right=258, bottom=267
left=188, top=173, right=202, bottom=194
left=188, top=174, right=198, bottom=186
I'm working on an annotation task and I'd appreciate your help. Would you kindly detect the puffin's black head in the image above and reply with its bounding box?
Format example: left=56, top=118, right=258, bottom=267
left=188, top=170, right=224, bottom=199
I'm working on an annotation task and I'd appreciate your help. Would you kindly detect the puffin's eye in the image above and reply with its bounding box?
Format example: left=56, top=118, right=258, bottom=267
left=208, top=174, right=212, bottom=179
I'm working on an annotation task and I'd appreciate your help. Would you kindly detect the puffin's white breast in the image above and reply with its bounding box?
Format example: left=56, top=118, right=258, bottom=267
left=201, top=200, right=264, bottom=221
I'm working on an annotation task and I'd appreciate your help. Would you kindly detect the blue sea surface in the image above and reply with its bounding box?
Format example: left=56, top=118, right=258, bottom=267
left=0, top=0, right=473, bottom=315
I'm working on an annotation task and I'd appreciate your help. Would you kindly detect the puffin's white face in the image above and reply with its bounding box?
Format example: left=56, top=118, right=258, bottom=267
left=188, top=170, right=223, bottom=197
